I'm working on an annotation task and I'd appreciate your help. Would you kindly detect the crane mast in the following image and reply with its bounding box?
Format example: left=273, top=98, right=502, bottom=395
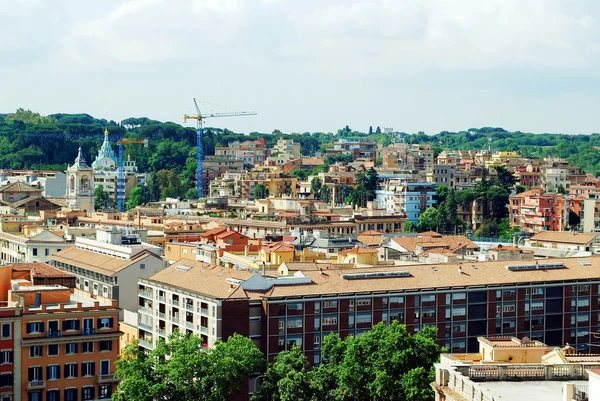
left=182, top=98, right=256, bottom=198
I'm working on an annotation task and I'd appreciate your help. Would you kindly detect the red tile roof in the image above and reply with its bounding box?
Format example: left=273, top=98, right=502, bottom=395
left=11, top=263, right=74, bottom=278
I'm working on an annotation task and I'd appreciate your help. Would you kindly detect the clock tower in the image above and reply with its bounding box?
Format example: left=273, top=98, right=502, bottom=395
left=65, top=147, right=95, bottom=212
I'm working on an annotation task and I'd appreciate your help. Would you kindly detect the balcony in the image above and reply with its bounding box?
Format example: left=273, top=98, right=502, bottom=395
left=200, top=308, right=209, bottom=316
left=170, top=299, right=180, bottom=307
left=158, top=295, right=165, bottom=303
left=138, top=338, right=152, bottom=349
left=138, top=306, right=152, bottom=315
left=27, top=380, right=46, bottom=391
left=139, top=289, right=153, bottom=299
left=185, top=304, right=194, bottom=311
left=97, top=374, right=121, bottom=384
left=157, top=312, right=165, bottom=319
left=158, top=328, right=166, bottom=337
left=200, top=326, right=208, bottom=334
left=138, top=322, right=152, bottom=331
left=169, top=315, right=180, bottom=323
left=185, top=321, right=193, bottom=329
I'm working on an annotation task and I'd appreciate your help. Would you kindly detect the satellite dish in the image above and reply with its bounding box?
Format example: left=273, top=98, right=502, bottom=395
left=12, top=283, right=19, bottom=291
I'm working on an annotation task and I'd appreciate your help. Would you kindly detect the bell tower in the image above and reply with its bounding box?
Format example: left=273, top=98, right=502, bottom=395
left=65, top=147, right=95, bottom=212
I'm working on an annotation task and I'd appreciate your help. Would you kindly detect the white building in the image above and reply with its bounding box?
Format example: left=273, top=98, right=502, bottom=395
left=65, top=147, right=95, bottom=212
left=49, top=227, right=164, bottom=319
left=375, top=180, right=436, bottom=223
left=0, top=229, right=67, bottom=265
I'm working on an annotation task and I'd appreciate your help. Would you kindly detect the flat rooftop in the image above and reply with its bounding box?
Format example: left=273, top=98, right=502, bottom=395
left=481, top=380, right=587, bottom=401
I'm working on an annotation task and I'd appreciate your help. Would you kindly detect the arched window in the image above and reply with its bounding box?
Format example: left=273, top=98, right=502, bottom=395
left=70, top=176, right=75, bottom=192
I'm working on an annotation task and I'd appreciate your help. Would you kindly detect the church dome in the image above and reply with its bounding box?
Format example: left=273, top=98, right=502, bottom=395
left=92, top=128, right=118, bottom=170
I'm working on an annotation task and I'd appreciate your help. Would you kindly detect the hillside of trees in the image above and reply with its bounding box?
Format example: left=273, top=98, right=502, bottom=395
left=2, top=108, right=600, bottom=201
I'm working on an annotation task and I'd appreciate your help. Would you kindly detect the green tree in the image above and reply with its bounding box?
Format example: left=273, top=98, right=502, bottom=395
left=418, top=207, right=440, bottom=232
left=366, top=167, right=378, bottom=193
left=474, top=219, right=499, bottom=237
left=311, top=177, right=322, bottom=199
left=440, top=188, right=460, bottom=233
left=252, top=347, right=315, bottom=401
left=515, top=184, right=526, bottom=194
left=557, top=183, right=566, bottom=194
left=254, top=182, right=268, bottom=199
left=126, top=186, right=144, bottom=210
left=404, top=221, right=416, bottom=232
left=115, top=332, right=265, bottom=401
left=348, top=169, right=373, bottom=209
left=319, top=185, right=332, bottom=204
left=94, top=185, right=114, bottom=210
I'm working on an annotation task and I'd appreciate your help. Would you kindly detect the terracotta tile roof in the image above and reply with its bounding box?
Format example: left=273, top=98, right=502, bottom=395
left=422, top=248, right=457, bottom=257
left=418, top=231, right=443, bottom=238
left=265, top=256, right=600, bottom=298
left=529, top=231, right=597, bottom=245
left=301, top=157, right=324, bottom=166
left=338, top=246, right=379, bottom=256
left=360, top=230, right=384, bottom=235
left=276, top=212, right=299, bottom=218
left=199, top=227, right=228, bottom=237
left=217, top=230, right=246, bottom=239
left=0, top=181, right=42, bottom=193
left=357, top=234, right=385, bottom=247
left=263, top=242, right=295, bottom=253
left=11, top=262, right=74, bottom=278
left=391, top=235, right=478, bottom=253
left=49, top=246, right=161, bottom=276
left=145, top=260, right=255, bottom=300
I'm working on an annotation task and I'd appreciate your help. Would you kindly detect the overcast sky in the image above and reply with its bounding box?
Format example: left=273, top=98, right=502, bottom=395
left=2, top=0, right=600, bottom=135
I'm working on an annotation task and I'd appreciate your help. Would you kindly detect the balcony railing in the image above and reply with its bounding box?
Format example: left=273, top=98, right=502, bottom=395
left=185, top=321, right=193, bottom=329
left=157, top=312, right=166, bottom=319
left=185, top=304, right=194, bottom=311
left=200, top=308, right=209, bottom=316
left=138, top=306, right=152, bottom=315
left=97, top=374, right=121, bottom=384
left=138, top=338, right=152, bottom=349
left=200, top=326, right=208, bottom=334
left=158, top=328, right=166, bottom=337
left=170, top=299, right=180, bottom=307
left=138, top=322, right=152, bottom=331
left=169, top=315, right=180, bottom=323
left=158, top=295, right=165, bottom=303
left=27, top=380, right=46, bottom=391
left=139, top=290, right=153, bottom=299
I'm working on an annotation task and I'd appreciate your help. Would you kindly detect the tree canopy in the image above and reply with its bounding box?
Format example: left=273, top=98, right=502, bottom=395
left=114, top=332, right=265, bottom=401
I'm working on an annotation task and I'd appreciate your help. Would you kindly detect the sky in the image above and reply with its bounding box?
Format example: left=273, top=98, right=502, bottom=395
left=2, top=0, right=600, bottom=135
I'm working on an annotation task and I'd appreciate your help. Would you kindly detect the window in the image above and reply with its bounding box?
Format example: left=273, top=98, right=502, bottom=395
left=82, top=386, right=95, bottom=400
left=83, top=318, right=94, bottom=335
left=321, top=317, right=338, bottom=326
left=1, top=323, right=10, bottom=339
left=47, top=390, right=60, bottom=401
left=65, top=343, right=77, bottom=355
left=422, top=308, right=436, bottom=318
left=140, top=263, right=146, bottom=270
left=45, top=249, right=50, bottom=256
left=28, top=366, right=42, bottom=381
left=100, top=360, right=110, bottom=375
left=452, top=307, right=466, bottom=317
left=26, top=321, right=44, bottom=334
left=63, top=319, right=80, bottom=332
left=323, top=300, right=338, bottom=309
left=29, top=345, right=42, bottom=358
left=503, top=290, right=516, bottom=297
left=47, top=364, right=60, bottom=380
left=82, top=361, right=95, bottom=377
left=357, top=299, right=372, bottom=307
left=83, top=342, right=94, bottom=353
left=33, top=248, right=38, bottom=256
left=356, top=312, right=372, bottom=324
left=0, top=350, right=12, bottom=365
left=314, top=302, right=321, bottom=313
left=452, top=293, right=466, bottom=301
left=64, top=363, right=78, bottom=379
left=99, top=340, right=112, bottom=352
left=103, top=286, right=108, bottom=297
left=287, top=303, right=303, bottom=312
left=531, top=301, right=544, bottom=311
left=502, top=304, right=516, bottom=313
left=422, top=295, right=436, bottom=303
left=0, top=373, right=12, bottom=387
left=287, top=319, right=303, bottom=329
left=453, top=323, right=466, bottom=332
left=65, top=388, right=77, bottom=401
left=48, top=344, right=59, bottom=356
left=29, top=393, right=41, bottom=401
left=98, top=384, right=112, bottom=399
left=98, top=317, right=114, bottom=329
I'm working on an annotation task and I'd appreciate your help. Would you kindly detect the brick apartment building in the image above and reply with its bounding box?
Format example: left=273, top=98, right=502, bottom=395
left=0, top=263, right=121, bottom=401
left=509, top=189, right=565, bottom=232
left=139, top=256, right=600, bottom=372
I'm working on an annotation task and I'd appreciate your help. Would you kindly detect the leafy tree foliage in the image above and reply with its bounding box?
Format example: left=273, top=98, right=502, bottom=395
left=418, top=207, right=440, bottom=232
left=319, top=185, right=332, bottom=204
left=94, top=185, right=115, bottom=211
left=348, top=167, right=378, bottom=209
left=115, top=332, right=264, bottom=401
left=253, top=322, right=443, bottom=401
left=126, top=186, right=144, bottom=210
left=310, top=177, right=322, bottom=199
left=254, top=182, right=268, bottom=200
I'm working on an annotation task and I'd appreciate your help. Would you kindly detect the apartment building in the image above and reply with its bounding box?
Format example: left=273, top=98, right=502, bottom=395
left=48, top=227, right=164, bottom=319
left=139, top=256, right=600, bottom=372
left=0, top=262, right=121, bottom=401
left=375, top=181, right=436, bottom=223
left=427, top=164, right=456, bottom=189
left=241, top=167, right=297, bottom=199
left=0, top=170, right=66, bottom=198
left=215, top=138, right=268, bottom=166
left=268, top=139, right=301, bottom=163
left=509, top=189, right=565, bottom=232
left=137, top=260, right=255, bottom=351
left=0, top=222, right=67, bottom=265
left=326, top=139, right=378, bottom=162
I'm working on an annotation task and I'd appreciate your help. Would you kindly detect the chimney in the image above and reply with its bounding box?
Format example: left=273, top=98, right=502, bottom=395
left=244, top=246, right=249, bottom=257
left=262, top=261, right=266, bottom=276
